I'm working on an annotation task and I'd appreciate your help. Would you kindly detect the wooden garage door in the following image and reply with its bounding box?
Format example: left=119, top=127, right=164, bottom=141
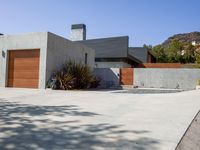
left=120, top=68, right=134, bottom=85
left=7, top=49, right=40, bottom=88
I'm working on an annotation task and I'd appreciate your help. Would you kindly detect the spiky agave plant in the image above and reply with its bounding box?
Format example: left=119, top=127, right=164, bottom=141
left=56, top=71, right=75, bottom=90
left=90, top=76, right=101, bottom=88
left=66, top=61, right=93, bottom=89
left=48, top=60, right=101, bottom=90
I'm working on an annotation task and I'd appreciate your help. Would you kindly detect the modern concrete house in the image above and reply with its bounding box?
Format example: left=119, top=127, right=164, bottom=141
left=79, top=36, right=143, bottom=68
left=70, top=24, right=156, bottom=68
left=0, top=32, right=95, bottom=89
left=0, top=23, right=156, bottom=89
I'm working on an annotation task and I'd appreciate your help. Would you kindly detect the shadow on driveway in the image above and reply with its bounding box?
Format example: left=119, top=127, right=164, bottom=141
left=0, top=99, right=159, bottom=150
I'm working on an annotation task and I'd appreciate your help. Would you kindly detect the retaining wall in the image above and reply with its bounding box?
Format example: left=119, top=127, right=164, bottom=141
left=134, top=68, right=200, bottom=90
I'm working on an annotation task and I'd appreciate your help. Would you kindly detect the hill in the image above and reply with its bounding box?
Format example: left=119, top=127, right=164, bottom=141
left=162, top=32, right=200, bottom=46
left=150, top=32, right=200, bottom=64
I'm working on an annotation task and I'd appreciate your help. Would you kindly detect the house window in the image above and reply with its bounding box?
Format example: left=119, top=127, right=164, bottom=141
left=84, top=53, right=88, bottom=65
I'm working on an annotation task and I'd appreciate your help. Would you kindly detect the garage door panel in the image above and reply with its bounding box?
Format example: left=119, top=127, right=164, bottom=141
left=8, top=71, right=39, bottom=79
left=8, top=49, right=40, bottom=88
left=9, top=50, right=40, bottom=58
left=9, top=58, right=40, bottom=63
left=8, top=79, right=39, bottom=88
left=8, top=65, right=39, bottom=70
left=9, top=59, right=39, bottom=67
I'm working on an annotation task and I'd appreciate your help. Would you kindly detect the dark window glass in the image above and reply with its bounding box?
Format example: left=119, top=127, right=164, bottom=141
left=85, top=53, right=88, bottom=65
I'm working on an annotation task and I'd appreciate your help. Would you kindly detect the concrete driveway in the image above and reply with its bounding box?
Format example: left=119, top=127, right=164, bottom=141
left=0, top=88, right=200, bottom=150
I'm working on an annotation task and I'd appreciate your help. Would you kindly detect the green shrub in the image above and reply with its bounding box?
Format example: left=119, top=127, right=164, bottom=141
left=195, top=64, right=200, bottom=68
left=47, top=61, right=101, bottom=90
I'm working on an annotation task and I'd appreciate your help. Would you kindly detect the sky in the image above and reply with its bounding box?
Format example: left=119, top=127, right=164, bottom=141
left=0, top=0, right=200, bottom=46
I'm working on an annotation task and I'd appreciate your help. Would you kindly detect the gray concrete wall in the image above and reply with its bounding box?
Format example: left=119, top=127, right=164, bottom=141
left=0, top=32, right=48, bottom=89
left=46, top=32, right=95, bottom=83
left=134, top=68, right=200, bottom=90
left=94, top=68, right=120, bottom=88
left=95, top=61, right=131, bottom=68
left=70, top=28, right=86, bottom=41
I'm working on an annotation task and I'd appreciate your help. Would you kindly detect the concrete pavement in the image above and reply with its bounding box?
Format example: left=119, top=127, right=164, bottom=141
left=0, top=88, right=200, bottom=150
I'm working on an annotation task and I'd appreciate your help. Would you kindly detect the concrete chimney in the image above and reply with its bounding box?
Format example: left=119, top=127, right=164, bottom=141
left=70, top=24, right=86, bottom=41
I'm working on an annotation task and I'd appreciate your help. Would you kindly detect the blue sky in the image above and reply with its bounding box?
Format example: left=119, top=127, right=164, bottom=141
left=0, top=0, right=200, bottom=46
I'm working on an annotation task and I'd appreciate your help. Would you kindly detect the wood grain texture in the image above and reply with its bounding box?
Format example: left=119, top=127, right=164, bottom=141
left=7, top=49, right=40, bottom=88
left=137, top=63, right=182, bottom=68
left=120, top=68, right=133, bottom=85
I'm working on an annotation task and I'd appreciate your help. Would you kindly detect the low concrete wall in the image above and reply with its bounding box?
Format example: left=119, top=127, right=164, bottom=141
left=134, top=68, right=200, bottom=90
left=94, top=68, right=120, bottom=88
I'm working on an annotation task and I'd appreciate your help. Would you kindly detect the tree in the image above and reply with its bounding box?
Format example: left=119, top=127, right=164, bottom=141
left=151, top=45, right=168, bottom=62
left=166, top=40, right=184, bottom=63
left=145, top=39, right=199, bottom=64
left=181, top=43, right=196, bottom=63
left=143, top=44, right=153, bottom=50
left=195, top=51, right=200, bottom=64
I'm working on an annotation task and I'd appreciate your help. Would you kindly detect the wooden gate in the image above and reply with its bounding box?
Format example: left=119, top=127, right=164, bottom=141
left=120, top=68, right=133, bottom=85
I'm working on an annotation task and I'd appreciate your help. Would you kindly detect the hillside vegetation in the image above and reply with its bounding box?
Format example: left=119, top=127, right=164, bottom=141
left=163, top=32, right=200, bottom=46
left=145, top=32, right=200, bottom=64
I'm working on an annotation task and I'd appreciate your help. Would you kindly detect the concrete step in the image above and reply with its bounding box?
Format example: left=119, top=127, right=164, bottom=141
left=112, top=88, right=182, bottom=94
left=121, top=85, right=133, bottom=90
left=176, top=111, right=200, bottom=150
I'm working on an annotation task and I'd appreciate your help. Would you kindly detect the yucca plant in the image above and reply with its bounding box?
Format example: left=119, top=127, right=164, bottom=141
left=90, top=76, right=101, bottom=88
left=66, top=61, right=93, bottom=89
left=47, top=60, right=100, bottom=90
left=56, top=71, right=75, bottom=90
